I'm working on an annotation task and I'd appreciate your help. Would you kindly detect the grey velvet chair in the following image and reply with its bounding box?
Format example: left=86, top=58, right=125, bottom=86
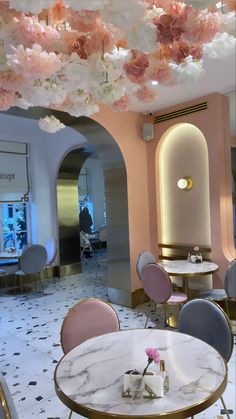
left=198, top=258, right=236, bottom=318
left=0, top=372, right=19, bottom=418
left=178, top=298, right=233, bottom=419
left=136, top=251, right=157, bottom=314
left=15, top=245, right=47, bottom=294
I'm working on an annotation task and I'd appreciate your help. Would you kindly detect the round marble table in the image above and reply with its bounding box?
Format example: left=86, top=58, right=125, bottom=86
left=54, top=329, right=227, bottom=419
left=160, top=260, right=219, bottom=296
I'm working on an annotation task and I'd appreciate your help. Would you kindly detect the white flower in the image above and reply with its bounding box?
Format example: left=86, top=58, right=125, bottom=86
left=62, top=90, right=99, bottom=117
left=64, top=0, right=109, bottom=10
left=61, top=53, right=89, bottom=92
left=19, top=78, right=67, bottom=107
left=101, top=0, right=146, bottom=29
left=145, top=6, right=165, bottom=21
left=170, top=56, right=204, bottom=83
left=203, top=32, right=236, bottom=58
left=90, top=80, right=125, bottom=104
left=126, top=22, right=157, bottom=53
left=15, top=96, right=30, bottom=109
left=39, top=115, right=65, bottom=133
left=184, top=0, right=216, bottom=9
left=219, top=12, right=236, bottom=36
left=9, top=0, right=55, bottom=14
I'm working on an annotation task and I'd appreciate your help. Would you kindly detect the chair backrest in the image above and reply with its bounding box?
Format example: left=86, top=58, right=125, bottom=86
left=136, top=251, right=156, bottom=278
left=178, top=299, right=233, bottom=362
left=20, top=245, right=47, bottom=275
left=61, top=298, right=120, bottom=354
left=140, top=263, right=172, bottom=303
left=225, top=258, right=236, bottom=298
left=0, top=373, right=19, bottom=419
left=45, top=238, right=57, bottom=266
left=98, top=226, right=107, bottom=243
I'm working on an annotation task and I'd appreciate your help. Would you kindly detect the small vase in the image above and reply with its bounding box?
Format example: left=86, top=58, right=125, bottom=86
left=130, top=370, right=145, bottom=402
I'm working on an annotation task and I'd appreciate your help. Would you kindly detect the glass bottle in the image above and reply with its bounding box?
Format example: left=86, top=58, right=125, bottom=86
left=160, top=360, right=169, bottom=394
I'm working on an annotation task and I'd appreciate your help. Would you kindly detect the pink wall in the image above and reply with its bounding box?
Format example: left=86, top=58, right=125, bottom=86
left=92, top=106, right=151, bottom=290
left=90, top=94, right=234, bottom=293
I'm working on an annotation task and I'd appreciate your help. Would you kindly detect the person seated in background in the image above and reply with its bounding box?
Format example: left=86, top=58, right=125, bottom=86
left=79, top=207, right=93, bottom=234
left=80, top=230, right=93, bottom=258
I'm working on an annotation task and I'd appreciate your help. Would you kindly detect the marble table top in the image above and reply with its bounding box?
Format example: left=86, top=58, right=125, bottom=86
left=160, top=259, right=219, bottom=277
left=54, top=329, right=227, bottom=418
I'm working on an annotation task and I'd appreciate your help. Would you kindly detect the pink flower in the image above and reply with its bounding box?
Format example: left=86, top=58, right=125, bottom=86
left=194, top=246, right=199, bottom=253
left=134, top=85, right=157, bottom=103
left=0, top=88, right=16, bottom=111
left=73, top=22, right=114, bottom=59
left=145, top=348, right=161, bottom=364
left=124, top=50, right=149, bottom=83
left=7, top=44, right=62, bottom=81
left=142, top=347, right=160, bottom=376
left=112, top=95, right=130, bottom=111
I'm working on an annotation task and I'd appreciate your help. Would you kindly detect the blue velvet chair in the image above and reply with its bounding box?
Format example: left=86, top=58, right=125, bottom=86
left=178, top=298, right=233, bottom=419
left=198, top=258, right=236, bottom=318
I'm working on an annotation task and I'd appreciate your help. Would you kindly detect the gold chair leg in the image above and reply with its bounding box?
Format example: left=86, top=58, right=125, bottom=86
left=136, top=289, right=145, bottom=317
left=163, top=304, right=168, bottom=327
left=68, top=410, right=73, bottom=419
left=144, top=312, right=149, bottom=328
left=39, top=273, right=45, bottom=294
left=220, top=395, right=231, bottom=419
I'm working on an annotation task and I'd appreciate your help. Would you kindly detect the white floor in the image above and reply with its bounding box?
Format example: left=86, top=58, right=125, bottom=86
left=0, top=258, right=235, bottom=419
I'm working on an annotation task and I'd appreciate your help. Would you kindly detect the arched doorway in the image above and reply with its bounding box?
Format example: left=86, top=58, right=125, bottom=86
left=54, top=115, right=130, bottom=305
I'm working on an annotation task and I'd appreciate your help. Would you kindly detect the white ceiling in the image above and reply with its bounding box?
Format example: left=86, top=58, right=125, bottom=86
left=131, top=53, right=236, bottom=115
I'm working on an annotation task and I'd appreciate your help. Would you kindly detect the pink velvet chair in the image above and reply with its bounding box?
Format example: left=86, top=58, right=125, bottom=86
left=140, top=262, right=187, bottom=328
left=61, top=298, right=120, bottom=354
left=136, top=251, right=157, bottom=314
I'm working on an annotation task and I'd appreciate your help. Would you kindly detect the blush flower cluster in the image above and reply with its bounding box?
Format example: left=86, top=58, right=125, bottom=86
left=0, top=0, right=235, bottom=125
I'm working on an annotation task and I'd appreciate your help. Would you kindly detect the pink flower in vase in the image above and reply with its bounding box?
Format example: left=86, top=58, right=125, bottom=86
left=194, top=245, right=199, bottom=254
left=142, top=347, right=161, bottom=376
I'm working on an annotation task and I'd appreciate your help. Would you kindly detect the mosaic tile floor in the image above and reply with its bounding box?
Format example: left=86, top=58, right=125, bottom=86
left=0, top=257, right=235, bottom=419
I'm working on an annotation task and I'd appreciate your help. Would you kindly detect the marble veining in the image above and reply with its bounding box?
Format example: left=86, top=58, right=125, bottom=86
left=160, top=260, right=219, bottom=275
left=55, top=329, right=226, bottom=417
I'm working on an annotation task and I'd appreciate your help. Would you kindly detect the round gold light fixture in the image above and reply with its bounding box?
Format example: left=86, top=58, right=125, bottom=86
left=177, top=176, right=193, bottom=191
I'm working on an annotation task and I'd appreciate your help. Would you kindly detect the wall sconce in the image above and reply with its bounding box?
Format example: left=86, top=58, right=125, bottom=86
left=177, top=176, right=193, bottom=191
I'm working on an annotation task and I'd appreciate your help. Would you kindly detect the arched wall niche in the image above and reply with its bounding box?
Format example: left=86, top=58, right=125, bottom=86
left=157, top=123, right=211, bottom=246
left=147, top=93, right=236, bottom=289
left=156, top=123, right=212, bottom=294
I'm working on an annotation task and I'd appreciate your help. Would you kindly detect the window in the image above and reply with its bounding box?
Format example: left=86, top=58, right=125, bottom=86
left=0, top=203, right=30, bottom=252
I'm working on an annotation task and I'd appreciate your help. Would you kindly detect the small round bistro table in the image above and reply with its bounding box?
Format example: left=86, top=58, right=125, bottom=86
left=159, top=260, right=219, bottom=296
left=54, top=329, right=227, bottom=419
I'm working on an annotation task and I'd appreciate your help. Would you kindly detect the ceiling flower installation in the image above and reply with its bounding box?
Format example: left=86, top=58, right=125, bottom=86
left=0, top=0, right=235, bottom=132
